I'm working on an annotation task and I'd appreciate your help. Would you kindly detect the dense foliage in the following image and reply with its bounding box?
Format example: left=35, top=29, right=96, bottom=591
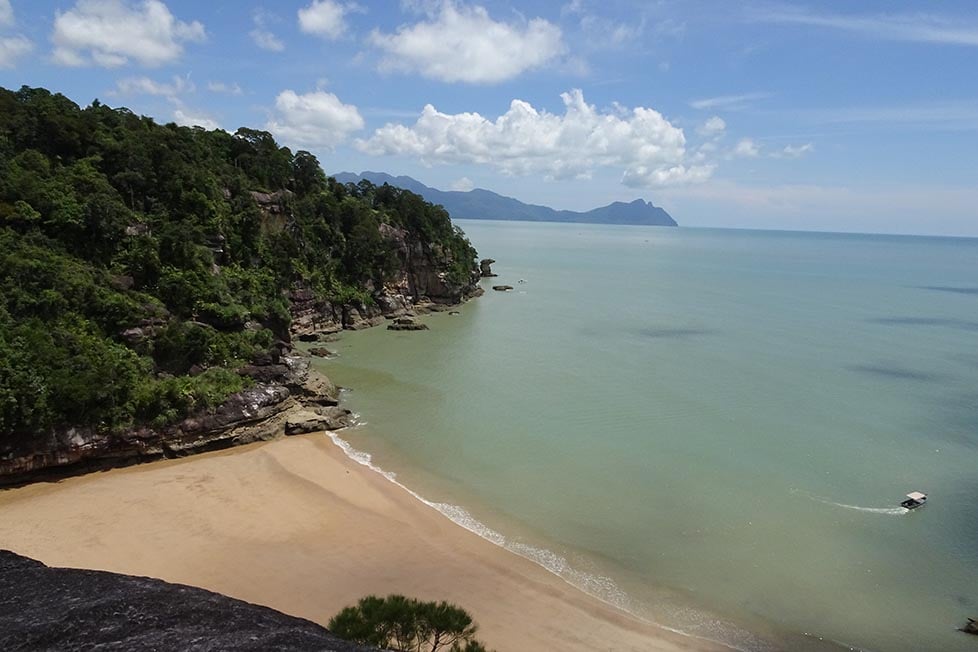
left=328, top=594, right=490, bottom=652
left=0, top=85, right=476, bottom=438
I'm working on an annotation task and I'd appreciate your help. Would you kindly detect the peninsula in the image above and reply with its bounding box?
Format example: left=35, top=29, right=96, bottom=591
left=334, top=172, right=678, bottom=226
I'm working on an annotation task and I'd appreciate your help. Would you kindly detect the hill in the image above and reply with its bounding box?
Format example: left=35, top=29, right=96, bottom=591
left=333, top=172, right=678, bottom=227
left=0, top=85, right=480, bottom=482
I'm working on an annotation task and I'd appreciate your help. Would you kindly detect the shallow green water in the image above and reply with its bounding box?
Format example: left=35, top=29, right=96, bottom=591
left=315, top=222, right=978, bottom=652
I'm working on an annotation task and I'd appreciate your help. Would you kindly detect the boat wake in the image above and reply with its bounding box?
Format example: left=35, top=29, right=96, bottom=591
left=791, top=489, right=908, bottom=515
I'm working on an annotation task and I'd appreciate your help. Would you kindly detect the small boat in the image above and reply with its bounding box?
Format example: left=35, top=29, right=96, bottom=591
left=900, top=491, right=927, bottom=510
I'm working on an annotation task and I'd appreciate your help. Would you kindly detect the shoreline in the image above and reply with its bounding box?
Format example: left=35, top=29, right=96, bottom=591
left=0, top=432, right=729, bottom=652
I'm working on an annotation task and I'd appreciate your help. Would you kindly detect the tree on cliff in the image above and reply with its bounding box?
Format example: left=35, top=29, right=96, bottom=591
left=328, top=594, right=491, bottom=652
left=0, top=85, right=478, bottom=441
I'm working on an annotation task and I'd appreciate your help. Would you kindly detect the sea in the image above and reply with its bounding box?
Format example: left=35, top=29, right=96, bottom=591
left=312, top=220, right=978, bottom=652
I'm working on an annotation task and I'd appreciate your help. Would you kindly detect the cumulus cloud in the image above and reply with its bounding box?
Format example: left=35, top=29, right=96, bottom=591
left=173, top=107, right=219, bottom=130
left=773, top=143, right=814, bottom=159
left=0, top=34, right=32, bottom=68
left=298, top=0, right=353, bottom=40
left=358, top=89, right=712, bottom=187
left=368, top=2, right=564, bottom=83
left=697, top=115, right=726, bottom=137
left=52, top=0, right=205, bottom=67
left=0, top=0, right=34, bottom=68
left=250, top=9, right=284, bottom=51
left=267, top=89, right=365, bottom=149
left=731, top=138, right=760, bottom=158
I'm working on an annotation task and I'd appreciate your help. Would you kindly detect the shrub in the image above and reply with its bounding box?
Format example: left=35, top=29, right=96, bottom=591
left=328, top=594, right=492, bottom=652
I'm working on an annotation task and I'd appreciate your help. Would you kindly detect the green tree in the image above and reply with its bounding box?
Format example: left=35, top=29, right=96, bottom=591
left=328, top=595, right=491, bottom=652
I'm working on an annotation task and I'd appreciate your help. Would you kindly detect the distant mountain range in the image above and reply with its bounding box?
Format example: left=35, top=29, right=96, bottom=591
left=332, top=172, right=678, bottom=227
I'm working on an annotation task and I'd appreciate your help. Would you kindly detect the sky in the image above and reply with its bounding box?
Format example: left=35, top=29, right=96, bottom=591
left=1, top=0, right=977, bottom=236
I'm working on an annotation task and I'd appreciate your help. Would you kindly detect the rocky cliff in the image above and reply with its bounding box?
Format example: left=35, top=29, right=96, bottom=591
left=0, top=348, right=351, bottom=486
left=289, top=221, right=483, bottom=338
left=0, top=550, right=374, bottom=651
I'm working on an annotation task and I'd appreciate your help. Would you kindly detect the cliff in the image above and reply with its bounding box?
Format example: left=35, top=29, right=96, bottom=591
left=0, top=550, right=374, bottom=651
left=334, top=171, right=678, bottom=227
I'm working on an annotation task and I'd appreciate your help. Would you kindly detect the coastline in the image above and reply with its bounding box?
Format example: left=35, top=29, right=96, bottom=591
left=0, top=432, right=728, bottom=652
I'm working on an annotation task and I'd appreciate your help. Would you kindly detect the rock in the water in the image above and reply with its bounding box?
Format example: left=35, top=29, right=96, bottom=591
left=449, top=311, right=461, bottom=316
left=0, top=550, right=373, bottom=652
left=492, top=285, right=514, bottom=292
left=961, top=618, right=978, bottom=635
left=480, top=258, right=497, bottom=277
left=308, top=347, right=334, bottom=358
left=387, top=317, right=429, bottom=331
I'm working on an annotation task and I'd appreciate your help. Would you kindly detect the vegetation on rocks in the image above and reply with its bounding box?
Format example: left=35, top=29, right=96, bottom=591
left=0, top=85, right=477, bottom=441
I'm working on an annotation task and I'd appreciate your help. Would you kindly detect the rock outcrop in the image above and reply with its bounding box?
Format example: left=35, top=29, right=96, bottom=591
left=0, top=551, right=374, bottom=652
left=387, top=317, right=429, bottom=331
left=289, top=223, right=482, bottom=339
left=480, top=258, right=497, bottom=277
left=0, top=351, right=342, bottom=487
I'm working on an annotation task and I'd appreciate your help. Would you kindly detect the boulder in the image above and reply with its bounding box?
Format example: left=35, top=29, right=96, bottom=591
left=284, top=406, right=351, bottom=435
left=308, top=347, right=334, bottom=358
left=0, top=551, right=373, bottom=652
left=299, top=370, right=339, bottom=405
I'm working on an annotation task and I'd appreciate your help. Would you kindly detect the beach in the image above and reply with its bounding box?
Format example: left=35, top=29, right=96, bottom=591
left=0, top=433, right=724, bottom=652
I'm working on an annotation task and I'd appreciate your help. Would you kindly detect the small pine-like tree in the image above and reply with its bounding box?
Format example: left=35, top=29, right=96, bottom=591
left=328, top=594, right=491, bottom=652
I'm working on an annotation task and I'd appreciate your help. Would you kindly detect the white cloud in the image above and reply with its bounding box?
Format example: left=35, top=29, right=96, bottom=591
left=450, top=176, right=474, bottom=191
left=753, top=6, right=978, bottom=47
left=0, top=0, right=13, bottom=28
left=52, top=0, right=205, bottom=67
left=0, top=34, right=32, bottom=68
left=690, top=92, right=770, bottom=111
left=772, top=143, right=814, bottom=159
left=207, top=80, right=243, bottom=95
left=697, top=116, right=726, bottom=137
left=251, top=28, right=284, bottom=51
left=267, top=89, right=365, bottom=149
left=731, top=138, right=760, bottom=158
left=251, top=9, right=284, bottom=51
left=173, top=107, right=220, bottom=130
left=358, top=89, right=712, bottom=187
left=368, top=2, right=564, bottom=83
left=298, top=0, right=352, bottom=40
left=113, top=74, right=193, bottom=97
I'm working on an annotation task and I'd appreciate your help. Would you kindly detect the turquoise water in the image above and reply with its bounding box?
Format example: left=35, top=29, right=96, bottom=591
left=315, top=222, right=978, bottom=652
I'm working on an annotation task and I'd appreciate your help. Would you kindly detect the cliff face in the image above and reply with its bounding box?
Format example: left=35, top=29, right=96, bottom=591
left=0, top=351, right=351, bottom=486
left=289, top=222, right=483, bottom=338
left=0, top=551, right=374, bottom=652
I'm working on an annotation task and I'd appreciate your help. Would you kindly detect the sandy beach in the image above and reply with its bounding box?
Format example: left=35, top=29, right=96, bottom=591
left=0, top=433, right=726, bottom=652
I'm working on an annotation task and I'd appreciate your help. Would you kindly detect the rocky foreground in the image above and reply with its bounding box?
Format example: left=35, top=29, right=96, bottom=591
left=0, top=550, right=373, bottom=651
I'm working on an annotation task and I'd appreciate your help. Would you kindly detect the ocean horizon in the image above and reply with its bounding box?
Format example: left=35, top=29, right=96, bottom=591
left=315, top=219, right=978, bottom=652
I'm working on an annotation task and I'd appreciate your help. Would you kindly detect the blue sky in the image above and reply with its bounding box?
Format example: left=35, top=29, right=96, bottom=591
left=1, top=0, right=977, bottom=236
